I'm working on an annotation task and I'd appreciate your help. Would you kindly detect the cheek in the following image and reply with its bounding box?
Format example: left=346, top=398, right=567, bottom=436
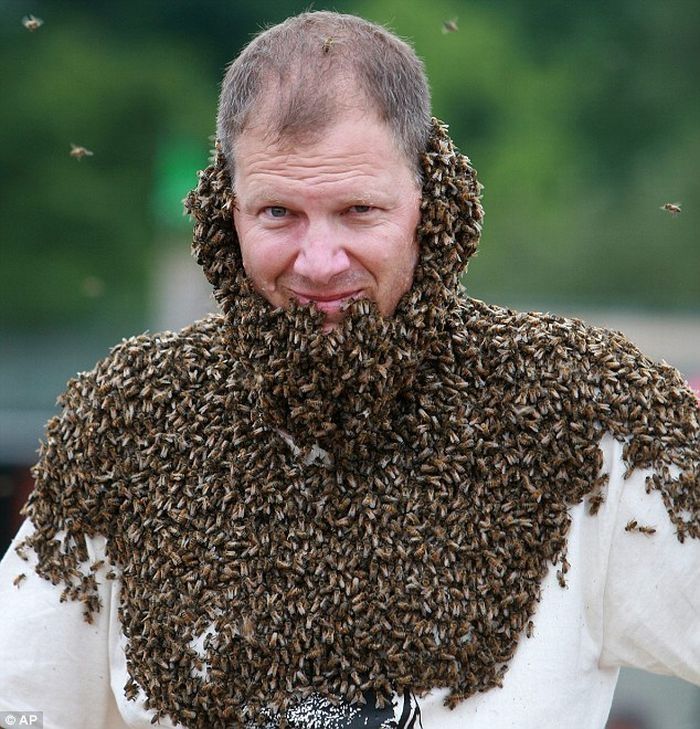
left=387, top=207, right=420, bottom=277
left=233, top=216, right=299, bottom=300
left=369, top=227, right=419, bottom=315
left=234, top=212, right=272, bottom=276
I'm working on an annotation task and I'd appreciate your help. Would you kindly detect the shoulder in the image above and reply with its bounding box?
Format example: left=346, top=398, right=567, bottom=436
left=450, top=297, right=698, bottom=525
left=452, top=297, right=694, bottom=388
left=34, top=313, right=233, bottom=497
left=27, top=314, right=233, bottom=540
left=457, top=298, right=647, bottom=360
left=71, top=312, right=229, bottom=385
left=58, top=313, right=231, bottom=411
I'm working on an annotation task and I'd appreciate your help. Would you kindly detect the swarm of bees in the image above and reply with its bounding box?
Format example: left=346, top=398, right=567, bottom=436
left=70, top=143, right=94, bottom=160
left=16, top=119, right=698, bottom=728
left=22, top=15, right=43, bottom=32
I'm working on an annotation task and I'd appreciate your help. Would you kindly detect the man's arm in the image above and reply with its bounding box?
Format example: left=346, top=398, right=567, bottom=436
left=0, top=520, right=126, bottom=728
left=598, top=438, right=700, bottom=683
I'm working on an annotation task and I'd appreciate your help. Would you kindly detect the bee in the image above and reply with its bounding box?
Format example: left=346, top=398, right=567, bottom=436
left=70, top=144, right=93, bottom=160
left=660, top=202, right=681, bottom=216
left=13, top=573, right=26, bottom=587
left=322, top=36, right=335, bottom=54
left=241, top=615, right=255, bottom=640
left=587, top=493, right=604, bottom=515
left=526, top=620, right=534, bottom=638
left=625, top=519, right=656, bottom=535
left=22, top=15, right=44, bottom=32
left=556, top=569, right=567, bottom=588
left=442, top=18, right=459, bottom=34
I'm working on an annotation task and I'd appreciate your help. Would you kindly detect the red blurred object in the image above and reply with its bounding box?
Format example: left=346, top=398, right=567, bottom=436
left=11, top=467, right=34, bottom=535
left=689, top=375, right=700, bottom=403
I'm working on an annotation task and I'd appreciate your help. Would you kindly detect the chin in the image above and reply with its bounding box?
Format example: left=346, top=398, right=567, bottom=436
left=321, top=317, right=343, bottom=333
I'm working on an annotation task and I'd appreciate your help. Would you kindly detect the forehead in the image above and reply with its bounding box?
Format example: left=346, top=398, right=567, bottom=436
left=232, top=110, right=414, bottom=197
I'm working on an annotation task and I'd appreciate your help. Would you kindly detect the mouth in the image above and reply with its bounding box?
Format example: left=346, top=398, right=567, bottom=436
left=291, top=289, right=363, bottom=318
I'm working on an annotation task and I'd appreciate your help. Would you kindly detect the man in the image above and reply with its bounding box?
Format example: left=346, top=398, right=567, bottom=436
left=0, top=11, right=698, bottom=729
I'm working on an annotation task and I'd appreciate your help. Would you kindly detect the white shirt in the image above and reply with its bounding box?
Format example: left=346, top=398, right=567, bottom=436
left=1, top=435, right=698, bottom=728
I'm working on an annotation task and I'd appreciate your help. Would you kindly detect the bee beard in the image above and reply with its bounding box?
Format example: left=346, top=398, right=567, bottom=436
left=224, top=271, right=444, bottom=461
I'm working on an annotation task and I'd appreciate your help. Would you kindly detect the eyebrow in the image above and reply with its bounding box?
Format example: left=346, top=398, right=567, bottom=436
left=241, top=187, right=380, bottom=210
left=238, top=188, right=287, bottom=211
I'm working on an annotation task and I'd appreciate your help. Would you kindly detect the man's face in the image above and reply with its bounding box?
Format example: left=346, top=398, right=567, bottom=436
left=232, top=109, right=422, bottom=330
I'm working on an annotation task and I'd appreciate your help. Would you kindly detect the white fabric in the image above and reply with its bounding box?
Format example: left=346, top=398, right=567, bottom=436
left=0, top=434, right=698, bottom=728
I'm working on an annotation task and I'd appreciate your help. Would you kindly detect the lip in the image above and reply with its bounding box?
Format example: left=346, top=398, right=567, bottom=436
left=292, top=289, right=362, bottom=313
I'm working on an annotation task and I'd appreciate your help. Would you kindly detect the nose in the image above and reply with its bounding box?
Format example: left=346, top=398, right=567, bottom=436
left=292, top=220, right=351, bottom=284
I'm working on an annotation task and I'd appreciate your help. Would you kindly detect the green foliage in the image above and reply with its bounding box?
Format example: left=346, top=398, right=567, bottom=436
left=0, top=8, right=215, bottom=330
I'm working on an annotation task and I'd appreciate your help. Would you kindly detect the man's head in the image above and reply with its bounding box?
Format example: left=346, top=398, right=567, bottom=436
left=216, top=12, right=431, bottom=327
left=217, top=11, right=431, bottom=179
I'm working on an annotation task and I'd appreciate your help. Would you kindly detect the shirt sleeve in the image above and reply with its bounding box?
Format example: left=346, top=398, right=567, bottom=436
left=0, top=519, right=128, bottom=729
left=598, top=437, right=700, bottom=684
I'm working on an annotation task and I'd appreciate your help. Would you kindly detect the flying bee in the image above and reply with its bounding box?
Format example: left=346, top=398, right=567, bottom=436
left=322, top=36, right=335, bottom=54
left=22, top=15, right=44, bottom=31
left=13, top=573, right=26, bottom=587
left=661, top=202, right=681, bottom=216
left=70, top=144, right=93, bottom=160
left=442, top=18, right=459, bottom=34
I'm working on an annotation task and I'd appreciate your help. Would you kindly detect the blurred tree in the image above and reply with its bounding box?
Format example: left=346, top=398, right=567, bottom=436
left=0, top=5, right=219, bottom=331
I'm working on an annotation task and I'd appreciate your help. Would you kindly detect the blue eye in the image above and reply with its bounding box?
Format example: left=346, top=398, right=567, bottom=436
left=267, top=206, right=288, bottom=218
left=351, top=205, right=371, bottom=213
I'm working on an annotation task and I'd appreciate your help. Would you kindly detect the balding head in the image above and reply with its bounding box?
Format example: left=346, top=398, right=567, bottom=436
left=216, top=11, right=431, bottom=179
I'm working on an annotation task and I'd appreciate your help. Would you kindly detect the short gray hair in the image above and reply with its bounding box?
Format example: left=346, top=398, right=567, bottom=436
left=216, top=11, right=431, bottom=178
